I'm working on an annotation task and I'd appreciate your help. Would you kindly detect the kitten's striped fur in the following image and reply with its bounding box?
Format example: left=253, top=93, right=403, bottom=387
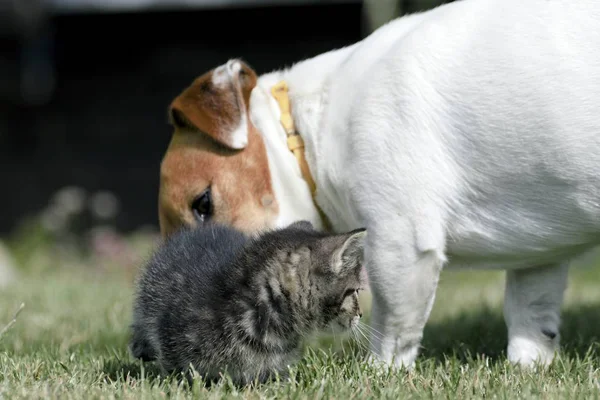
left=129, top=220, right=366, bottom=385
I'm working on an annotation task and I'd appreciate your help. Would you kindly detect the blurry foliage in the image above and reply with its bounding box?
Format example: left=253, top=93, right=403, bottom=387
left=6, top=186, right=160, bottom=279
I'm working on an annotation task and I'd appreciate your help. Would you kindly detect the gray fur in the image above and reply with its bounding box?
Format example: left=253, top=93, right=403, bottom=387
left=129, top=221, right=366, bottom=385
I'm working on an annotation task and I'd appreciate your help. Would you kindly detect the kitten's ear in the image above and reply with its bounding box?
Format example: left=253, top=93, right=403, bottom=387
left=289, top=220, right=314, bottom=232
left=330, top=228, right=367, bottom=275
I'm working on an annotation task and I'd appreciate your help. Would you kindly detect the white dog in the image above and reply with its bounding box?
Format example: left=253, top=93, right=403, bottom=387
left=159, top=0, right=600, bottom=369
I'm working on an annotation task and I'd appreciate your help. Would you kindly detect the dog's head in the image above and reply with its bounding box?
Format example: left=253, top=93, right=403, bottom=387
left=159, top=60, right=280, bottom=237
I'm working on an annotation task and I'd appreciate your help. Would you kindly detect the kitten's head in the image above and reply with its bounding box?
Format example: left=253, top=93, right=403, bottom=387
left=260, top=220, right=368, bottom=334
left=308, top=226, right=367, bottom=332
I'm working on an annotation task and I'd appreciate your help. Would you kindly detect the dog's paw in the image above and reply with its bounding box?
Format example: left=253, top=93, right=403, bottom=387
left=507, top=335, right=558, bottom=369
left=365, top=346, right=417, bottom=377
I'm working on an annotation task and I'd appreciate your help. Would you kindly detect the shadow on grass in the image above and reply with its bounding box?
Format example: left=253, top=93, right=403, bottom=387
left=100, top=305, right=600, bottom=386
left=420, top=304, right=600, bottom=365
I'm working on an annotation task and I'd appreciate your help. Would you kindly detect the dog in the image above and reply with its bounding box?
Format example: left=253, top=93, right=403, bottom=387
left=158, top=0, right=600, bottom=369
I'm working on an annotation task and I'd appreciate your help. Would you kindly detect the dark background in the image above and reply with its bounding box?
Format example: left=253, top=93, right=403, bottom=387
left=0, top=2, right=367, bottom=235
left=0, top=0, right=453, bottom=236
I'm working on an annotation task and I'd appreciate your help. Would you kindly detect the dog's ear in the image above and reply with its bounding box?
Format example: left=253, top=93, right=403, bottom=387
left=168, top=59, right=258, bottom=150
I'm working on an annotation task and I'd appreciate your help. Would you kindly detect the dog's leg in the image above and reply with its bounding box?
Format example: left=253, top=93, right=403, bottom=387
left=503, top=263, right=569, bottom=367
left=364, top=217, right=446, bottom=369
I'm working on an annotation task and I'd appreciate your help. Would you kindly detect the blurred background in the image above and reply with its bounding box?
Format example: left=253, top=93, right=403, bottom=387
left=0, top=0, right=451, bottom=281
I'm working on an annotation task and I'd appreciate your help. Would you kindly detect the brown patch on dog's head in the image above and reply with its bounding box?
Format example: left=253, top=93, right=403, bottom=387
left=159, top=59, right=279, bottom=237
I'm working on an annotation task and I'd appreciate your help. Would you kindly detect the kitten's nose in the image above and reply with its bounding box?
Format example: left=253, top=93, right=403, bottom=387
left=358, top=311, right=363, bottom=318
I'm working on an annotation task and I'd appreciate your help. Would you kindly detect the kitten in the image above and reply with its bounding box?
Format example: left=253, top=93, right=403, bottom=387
left=129, top=220, right=367, bottom=385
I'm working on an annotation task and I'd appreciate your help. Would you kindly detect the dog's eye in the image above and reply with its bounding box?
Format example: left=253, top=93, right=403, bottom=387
left=191, top=188, right=213, bottom=223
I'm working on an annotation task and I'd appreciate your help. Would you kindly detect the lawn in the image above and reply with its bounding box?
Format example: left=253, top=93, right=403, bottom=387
left=1, top=235, right=600, bottom=399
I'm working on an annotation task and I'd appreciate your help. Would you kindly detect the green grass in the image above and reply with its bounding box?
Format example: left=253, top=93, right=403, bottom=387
left=1, top=259, right=600, bottom=399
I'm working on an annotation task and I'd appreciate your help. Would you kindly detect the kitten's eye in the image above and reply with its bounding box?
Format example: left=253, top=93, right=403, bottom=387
left=343, top=289, right=359, bottom=298
left=191, top=188, right=213, bottom=223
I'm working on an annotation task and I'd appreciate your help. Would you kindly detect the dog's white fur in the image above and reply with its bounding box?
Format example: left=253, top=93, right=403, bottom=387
left=244, top=0, right=600, bottom=368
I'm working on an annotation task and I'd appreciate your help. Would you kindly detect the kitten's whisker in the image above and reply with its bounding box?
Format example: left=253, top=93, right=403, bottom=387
left=359, top=321, right=384, bottom=337
left=357, top=332, right=373, bottom=353
left=354, top=324, right=373, bottom=348
left=355, top=327, right=368, bottom=344
left=350, top=328, right=369, bottom=352
left=355, top=335, right=369, bottom=352
left=364, top=324, right=383, bottom=336
left=362, top=328, right=384, bottom=343
left=358, top=322, right=384, bottom=341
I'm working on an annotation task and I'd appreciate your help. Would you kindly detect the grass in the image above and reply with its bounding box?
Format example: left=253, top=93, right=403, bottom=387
left=1, top=252, right=600, bottom=399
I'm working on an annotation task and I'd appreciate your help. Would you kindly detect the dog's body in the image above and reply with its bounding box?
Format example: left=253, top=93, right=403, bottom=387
left=160, top=0, right=600, bottom=369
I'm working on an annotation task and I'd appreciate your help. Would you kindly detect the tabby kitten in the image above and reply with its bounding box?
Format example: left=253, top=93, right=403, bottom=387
left=129, top=220, right=366, bottom=385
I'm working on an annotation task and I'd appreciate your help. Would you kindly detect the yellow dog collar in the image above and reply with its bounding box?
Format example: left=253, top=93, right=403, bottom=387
left=270, top=80, right=331, bottom=230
